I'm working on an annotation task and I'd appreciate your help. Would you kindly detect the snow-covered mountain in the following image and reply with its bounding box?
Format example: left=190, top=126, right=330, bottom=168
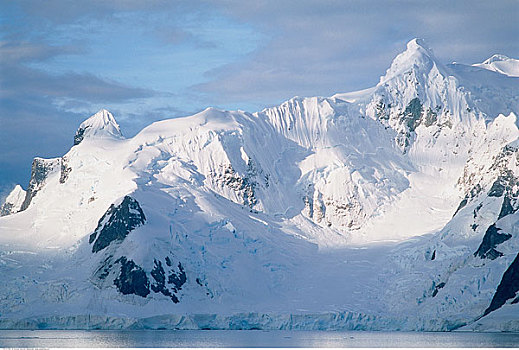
left=1, top=39, right=519, bottom=331
left=474, top=54, right=519, bottom=77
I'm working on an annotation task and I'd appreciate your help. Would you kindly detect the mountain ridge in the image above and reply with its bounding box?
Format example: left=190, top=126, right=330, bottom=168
left=474, top=54, right=519, bottom=77
left=1, top=39, right=519, bottom=331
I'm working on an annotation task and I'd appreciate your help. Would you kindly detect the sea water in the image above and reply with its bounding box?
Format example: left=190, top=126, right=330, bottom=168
left=1, top=330, right=518, bottom=348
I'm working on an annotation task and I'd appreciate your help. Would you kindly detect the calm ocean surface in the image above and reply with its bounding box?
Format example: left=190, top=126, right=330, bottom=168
left=0, top=330, right=518, bottom=348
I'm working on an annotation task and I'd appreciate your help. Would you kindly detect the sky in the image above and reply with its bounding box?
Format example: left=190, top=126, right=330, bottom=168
left=1, top=0, right=518, bottom=199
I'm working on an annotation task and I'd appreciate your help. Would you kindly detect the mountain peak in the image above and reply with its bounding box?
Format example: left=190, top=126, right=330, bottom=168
left=406, top=38, right=433, bottom=54
left=473, top=54, right=519, bottom=77
left=380, top=38, right=440, bottom=83
left=474, top=54, right=519, bottom=77
left=482, top=54, right=511, bottom=65
left=74, top=109, right=123, bottom=145
left=0, top=184, right=26, bottom=216
left=87, top=109, right=118, bottom=126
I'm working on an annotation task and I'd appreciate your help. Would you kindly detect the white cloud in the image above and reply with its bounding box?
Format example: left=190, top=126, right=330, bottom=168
left=196, top=0, right=519, bottom=106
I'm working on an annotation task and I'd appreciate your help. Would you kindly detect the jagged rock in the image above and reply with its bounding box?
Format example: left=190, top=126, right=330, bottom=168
left=313, top=192, right=326, bottom=224
left=488, top=171, right=518, bottom=197
left=73, top=126, right=90, bottom=146
left=114, top=257, right=150, bottom=298
left=474, top=203, right=483, bottom=218
left=474, top=224, right=512, bottom=260
left=151, top=260, right=166, bottom=289
left=59, top=156, right=72, bottom=184
left=20, top=158, right=61, bottom=211
left=484, top=253, right=519, bottom=316
left=151, top=260, right=176, bottom=302
left=0, top=203, right=15, bottom=217
left=213, top=164, right=257, bottom=208
left=432, top=281, right=445, bottom=297
left=302, top=184, right=315, bottom=218
left=303, top=195, right=314, bottom=218
left=488, top=178, right=507, bottom=197
left=423, top=107, right=438, bottom=127
left=0, top=185, right=26, bottom=216
left=94, top=255, right=114, bottom=281
left=402, top=97, right=423, bottom=132
left=150, top=259, right=186, bottom=303
left=452, top=198, right=468, bottom=217
left=498, top=195, right=516, bottom=220
left=374, top=100, right=390, bottom=121
left=89, top=196, right=146, bottom=253
left=168, top=262, right=187, bottom=292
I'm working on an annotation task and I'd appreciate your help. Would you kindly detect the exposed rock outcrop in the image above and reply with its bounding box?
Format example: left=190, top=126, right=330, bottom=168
left=114, top=257, right=150, bottom=298
left=0, top=185, right=26, bottom=216
left=20, top=158, right=61, bottom=211
left=484, top=253, right=519, bottom=316
left=89, top=196, right=146, bottom=253
left=474, top=224, right=512, bottom=260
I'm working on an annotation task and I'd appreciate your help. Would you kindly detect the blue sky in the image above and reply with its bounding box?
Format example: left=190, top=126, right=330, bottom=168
left=1, top=0, right=518, bottom=198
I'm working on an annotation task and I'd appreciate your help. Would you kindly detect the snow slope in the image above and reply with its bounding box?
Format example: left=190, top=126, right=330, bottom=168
left=474, top=54, right=519, bottom=77
left=1, top=39, right=519, bottom=331
left=0, top=185, right=25, bottom=216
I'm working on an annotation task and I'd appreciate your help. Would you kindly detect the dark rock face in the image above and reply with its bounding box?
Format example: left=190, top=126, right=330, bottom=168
left=403, top=98, right=423, bottom=132
left=114, top=257, right=150, bottom=297
left=0, top=203, right=15, bottom=217
left=432, top=281, right=446, bottom=297
left=488, top=171, right=519, bottom=198
left=150, top=259, right=187, bottom=303
left=74, top=126, right=90, bottom=146
left=89, top=196, right=146, bottom=253
left=498, top=195, right=516, bottom=220
left=474, top=224, right=512, bottom=260
left=151, top=260, right=166, bottom=287
left=95, top=255, right=113, bottom=281
left=484, top=253, right=519, bottom=316
left=59, top=157, right=71, bottom=184
left=168, top=262, right=187, bottom=291
left=453, top=185, right=484, bottom=218
left=452, top=198, right=468, bottom=217
left=150, top=259, right=176, bottom=302
left=488, top=179, right=506, bottom=197
left=20, top=158, right=61, bottom=211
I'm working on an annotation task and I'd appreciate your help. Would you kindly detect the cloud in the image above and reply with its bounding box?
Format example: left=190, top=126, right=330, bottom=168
left=9, top=0, right=190, bottom=25
left=1, top=0, right=517, bottom=197
left=0, top=38, right=162, bottom=195
left=2, top=65, right=158, bottom=103
left=0, top=41, right=84, bottom=64
left=195, top=0, right=519, bottom=107
left=0, top=39, right=162, bottom=124
left=0, top=70, right=157, bottom=198
left=0, top=1, right=250, bottom=196
left=0, top=95, right=80, bottom=197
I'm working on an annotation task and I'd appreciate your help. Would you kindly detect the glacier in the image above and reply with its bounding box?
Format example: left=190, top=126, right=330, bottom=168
left=1, top=38, right=519, bottom=331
